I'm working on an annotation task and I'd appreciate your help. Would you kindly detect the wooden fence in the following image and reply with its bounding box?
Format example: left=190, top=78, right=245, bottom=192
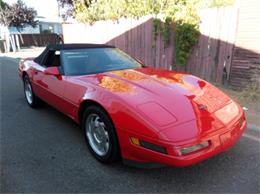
left=186, top=6, right=238, bottom=84
left=63, top=16, right=173, bottom=70
left=15, top=33, right=61, bottom=47
left=228, top=0, right=260, bottom=89
left=62, top=1, right=260, bottom=88
left=106, top=18, right=174, bottom=70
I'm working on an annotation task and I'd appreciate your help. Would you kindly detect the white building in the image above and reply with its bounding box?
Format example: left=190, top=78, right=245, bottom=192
left=8, top=16, right=63, bottom=35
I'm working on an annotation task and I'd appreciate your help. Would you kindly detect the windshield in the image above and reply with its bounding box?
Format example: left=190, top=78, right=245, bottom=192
left=61, top=48, right=143, bottom=76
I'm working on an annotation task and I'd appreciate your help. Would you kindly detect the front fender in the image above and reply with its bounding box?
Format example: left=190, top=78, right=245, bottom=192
left=79, top=88, right=159, bottom=139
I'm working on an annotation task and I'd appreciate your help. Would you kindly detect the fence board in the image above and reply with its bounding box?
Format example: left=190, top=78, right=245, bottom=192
left=187, top=6, right=238, bottom=85
left=14, top=33, right=60, bottom=47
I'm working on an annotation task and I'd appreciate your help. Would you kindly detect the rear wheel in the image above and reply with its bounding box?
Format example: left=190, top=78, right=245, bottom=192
left=23, top=75, right=41, bottom=108
left=83, top=105, right=120, bottom=163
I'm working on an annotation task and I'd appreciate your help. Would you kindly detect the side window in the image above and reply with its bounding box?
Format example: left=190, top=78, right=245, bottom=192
left=42, top=50, right=61, bottom=67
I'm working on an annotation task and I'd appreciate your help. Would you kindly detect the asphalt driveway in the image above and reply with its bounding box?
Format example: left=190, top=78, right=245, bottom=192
left=1, top=56, right=260, bottom=193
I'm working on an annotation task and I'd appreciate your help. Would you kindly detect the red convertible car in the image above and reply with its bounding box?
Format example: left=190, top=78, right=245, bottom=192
left=18, top=44, right=246, bottom=167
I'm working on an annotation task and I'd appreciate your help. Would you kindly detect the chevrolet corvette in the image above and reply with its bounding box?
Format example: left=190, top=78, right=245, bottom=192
left=18, top=44, right=246, bottom=167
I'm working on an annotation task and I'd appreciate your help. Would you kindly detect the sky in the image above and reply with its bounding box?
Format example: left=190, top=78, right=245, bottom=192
left=3, top=0, right=60, bottom=17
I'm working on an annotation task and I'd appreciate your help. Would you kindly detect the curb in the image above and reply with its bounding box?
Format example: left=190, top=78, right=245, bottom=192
left=247, top=123, right=260, bottom=132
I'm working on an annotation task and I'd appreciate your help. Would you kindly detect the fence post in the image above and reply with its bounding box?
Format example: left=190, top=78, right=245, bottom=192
left=9, top=34, right=16, bottom=52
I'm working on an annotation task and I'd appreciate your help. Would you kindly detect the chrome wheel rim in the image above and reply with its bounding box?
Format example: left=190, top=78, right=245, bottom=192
left=85, top=114, right=110, bottom=156
left=24, top=79, right=33, bottom=104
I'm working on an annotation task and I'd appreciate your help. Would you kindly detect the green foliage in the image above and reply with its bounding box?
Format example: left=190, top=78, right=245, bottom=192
left=0, top=0, right=37, bottom=29
left=0, top=0, right=6, bottom=8
left=162, top=17, right=172, bottom=47
left=198, top=0, right=236, bottom=8
left=175, top=22, right=199, bottom=65
left=72, top=0, right=171, bottom=24
left=152, top=17, right=172, bottom=48
left=152, top=18, right=161, bottom=46
left=167, top=0, right=200, bottom=65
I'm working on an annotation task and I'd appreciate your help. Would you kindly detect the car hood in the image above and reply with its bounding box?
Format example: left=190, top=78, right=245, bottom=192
left=75, top=67, right=237, bottom=138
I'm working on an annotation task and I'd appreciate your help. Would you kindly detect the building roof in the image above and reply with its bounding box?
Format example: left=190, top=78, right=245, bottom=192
left=37, top=16, right=63, bottom=23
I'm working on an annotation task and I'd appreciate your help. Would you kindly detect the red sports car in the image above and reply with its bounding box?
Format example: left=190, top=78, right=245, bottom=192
left=18, top=44, right=246, bottom=167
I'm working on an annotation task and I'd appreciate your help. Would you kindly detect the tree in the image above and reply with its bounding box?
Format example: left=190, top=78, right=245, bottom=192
left=0, top=0, right=37, bottom=52
left=0, top=0, right=37, bottom=31
left=198, top=0, right=236, bottom=8
left=57, top=0, right=95, bottom=18
left=0, top=0, right=5, bottom=8
left=57, top=0, right=95, bottom=8
left=0, top=0, right=10, bottom=26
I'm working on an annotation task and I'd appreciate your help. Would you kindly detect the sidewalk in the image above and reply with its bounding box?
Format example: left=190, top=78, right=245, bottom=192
left=0, top=47, right=44, bottom=59
left=243, top=107, right=260, bottom=132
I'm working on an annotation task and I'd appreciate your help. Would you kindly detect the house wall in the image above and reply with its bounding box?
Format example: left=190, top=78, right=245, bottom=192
left=9, top=26, right=40, bottom=34
left=40, top=22, right=62, bottom=34
left=8, top=23, right=62, bottom=35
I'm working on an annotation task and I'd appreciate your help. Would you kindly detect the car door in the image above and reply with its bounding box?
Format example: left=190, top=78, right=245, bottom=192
left=32, top=50, right=67, bottom=113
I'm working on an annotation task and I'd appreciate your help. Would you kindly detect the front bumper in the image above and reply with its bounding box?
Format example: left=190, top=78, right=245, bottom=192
left=118, top=118, right=246, bottom=167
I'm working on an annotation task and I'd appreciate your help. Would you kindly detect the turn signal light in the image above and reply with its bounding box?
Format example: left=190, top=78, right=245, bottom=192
left=130, top=137, right=140, bottom=146
left=130, top=137, right=167, bottom=154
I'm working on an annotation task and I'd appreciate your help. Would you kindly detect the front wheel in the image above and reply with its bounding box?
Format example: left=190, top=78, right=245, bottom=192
left=83, top=105, right=120, bottom=163
left=23, top=75, right=41, bottom=108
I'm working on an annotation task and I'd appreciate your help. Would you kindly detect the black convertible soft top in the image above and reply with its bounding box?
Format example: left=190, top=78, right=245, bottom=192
left=47, top=43, right=115, bottom=50
left=34, top=43, right=115, bottom=64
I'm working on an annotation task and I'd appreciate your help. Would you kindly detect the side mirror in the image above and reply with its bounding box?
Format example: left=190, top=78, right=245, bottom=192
left=44, top=67, right=60, bottom=76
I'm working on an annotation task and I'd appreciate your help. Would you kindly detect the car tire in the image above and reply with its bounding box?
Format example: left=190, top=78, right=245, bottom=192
left=23, top=75, right=42, bottom=108
left=83, top=105, right=120, bottom=163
